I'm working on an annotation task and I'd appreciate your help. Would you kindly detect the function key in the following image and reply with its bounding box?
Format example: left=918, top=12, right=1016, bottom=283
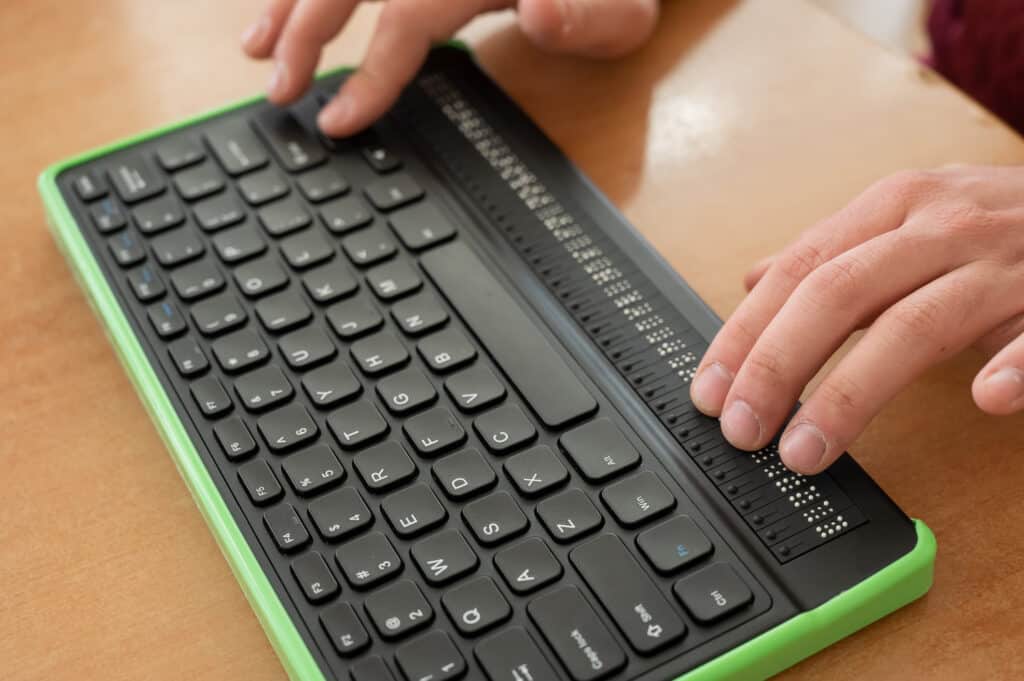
left=90, top=198, right=126, bottom=233
left=504, top=446, right=569, bottom=498
left=432, top=448, right=497, bottom=500
left=190, top=375, right=232, bottom=417
left=336, top=531, right=402, bottom=589
left=601, top=471, right=676, bottom=528
left=388, top=202, right=456, bottom=251
left=403, top=407, right=466, bottom=457
left=297, top=163, right=349, bottom=202
left=319, top=195, right=373, bottom=235
left=308, top=487, right=373, bottom=541
left=72, top=170, right=107, bottom=201
left=381, top=482, right=447, bottom=539
left=366, top=260, right=421, bottom=301
left=391, top=293, right=448, bottom=336
left=172, top=162, right=224, bottom=201
left=364, top=173, right=423, bottom=211
left=167, top=336, right=208, bottom=377
left=418, top=328, right=476, bottom=373
left=190, top=292, right=247, bottom=337
left=280, top=228, right=334, bottom=269
left=156, top=137, right=205, bottom=171
left=211, top=328, right=270, bottom=373
left=342, top=226, right=397, bottom=267
left=353, top=440, right=417, bottom=493
left=463, top=491, right=529, bottom=547
left=264, top=503, right=310, bottom=552
left=237, top=459, right=283, bottom=505
left=559, top=418, right=641, bottom=483
left=255, top=289, right=312, bottom=333
left=234, top=364, right=293, bottom=412
left=291, top=551, right=339, bottom=604
left=320, top=602, right=370, bottom=656
left=441, top=576, right=511, bottom=636
left=193, top=192, right=245, bottom=232
left=527, top=586, right=626, bottom=681
left=326, top=296, right=383, bottom=339
left=536, top=489, right=604, bottom=544
left=147, top=300, right=186, bottom=338
left=252, top=106, right=326, bottom=172
left=108, top=231, right=146, bottom=267
left=211, top=222, right=267, bottom=263
left=361, top=142, right=402, bottom=173
left=493, top=537, right=562, bottom=595
left=302, top=261, right=358, bottom=304
left=257, top=402, right=319, bottom=452
left=350, top=332, right=409, bottom=376
left=326, top=400, right=389, bottom=450
left=302, top=360, right=362, bottom=408
left=238, top=167, right=289, bottom=206
left=637, top=516, right=713, bottom=575
left=234, top=257, right=289, bottom=299
left=107, top=155, right=165, bottom=203
left=257, top=196, right=310, bottom=237
left=395, top=632, right=466, bottom=681
left=279, top=326, right=337, bottom=370
left=673, top=563, right=753, bottom=624
left=282, top=443, right=345, bottom=497
left=376, top=368, right=436, bottom=414
left=204, top=119, right=268, bottom=176
left=445, top=366, right=505, bottom=413
left=364, top=580, right=433, bottom=640
left=409, top=529, right=479, bottom=586
left=169, top=259, right=224, bottom=301
left=474, top=405, right=537, bottom=454
left=126, top=265, right=165, bottom=302
left=132, top=195, right=184, bottom=235
left=151, top=227, right=205, bottom=267
left=213, top=416, right=257, bottom=461
left=475, top=627, right=559, bottom=681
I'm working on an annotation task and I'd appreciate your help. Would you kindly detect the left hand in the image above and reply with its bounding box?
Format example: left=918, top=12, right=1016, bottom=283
left=689, top=165, right=1024, bottom=474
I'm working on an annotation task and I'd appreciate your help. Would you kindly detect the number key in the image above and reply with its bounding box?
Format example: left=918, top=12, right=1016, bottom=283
left=282, top=444, right=345, bottom=497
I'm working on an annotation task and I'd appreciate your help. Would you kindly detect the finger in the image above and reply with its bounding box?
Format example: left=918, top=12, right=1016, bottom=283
left=974, top=325, right=1024, bottom=415
left=269, top=0, right=361, bottom=104
left=779, top=262, right=1020, bottom=474
left=743, top=256, right=775, bottom=292
left=242, top=0, right=298, bottom=59
left=718, top=228, right=960, bottom=451
left=518, top=0, right=659, bottom=58
left=690, top=170, right=933, bottom=417
left=319, top=0, right=511, bottom=136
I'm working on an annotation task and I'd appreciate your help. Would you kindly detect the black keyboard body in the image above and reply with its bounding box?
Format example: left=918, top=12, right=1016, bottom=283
left=48, top=47, right=920, bottom=681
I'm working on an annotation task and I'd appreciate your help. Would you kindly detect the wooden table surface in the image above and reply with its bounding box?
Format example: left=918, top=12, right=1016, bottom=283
left=4, top=1, right=1024, bottom=679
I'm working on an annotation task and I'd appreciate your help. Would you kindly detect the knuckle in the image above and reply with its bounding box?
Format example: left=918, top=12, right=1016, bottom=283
left=742, top=344, right=789, bottom=387
left=927, top=200, right=994, bottom=238
left=777, top=241, right=829, bottom=286
left=883, top=292, right=948, bottom=347
left=815, top=373, right=865, bottom=416
left=873, top=169, right=938, bottom=205
left=801, top=254, right=867, bottom=311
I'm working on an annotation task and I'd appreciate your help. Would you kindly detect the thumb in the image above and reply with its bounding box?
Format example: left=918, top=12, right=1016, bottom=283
left=518, top=0, right=659, bottom=58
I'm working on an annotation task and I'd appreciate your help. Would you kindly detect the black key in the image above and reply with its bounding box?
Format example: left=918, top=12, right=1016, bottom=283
left=536, top=489, right=604, bottom=544
left=191, top=293, right=246, bottom=336
left=168, top=336, right=208, bottom=377
left=264, top=503, right=310, bottom=553
left=258, top=403, right=319, bottom=452
left=404, top=407, right=466, bottom=457
left=213, top=416, right=257, bottom=461
left=342, top=226, right=397, bottom=267
left=308, top=487, right=372, bottom=541
left=327, top=400, right=389, bottom=450
left=238, top=459, right=283, bottom=505
left=601, top=471, right=676, bottom=528
left=391, top=293, right=448, bottom=336
left=376, top=368, right=436, bottom=414
left=238, top=167, right=289, bottom=206
left=320, top=195, right=373, bottom=234
left=395, top=632, right=465, bottom=681
left=528, top=586, right=627, bottom=681
left=389, top=202, right=456, bottom=251
left=193, top=192, right=245, bottom=232
left=234, top=257, right=289, bottom=298
left=252, top=107, right=326, bottom=172
left=302, top=261, right=358, bottom=304
left=132, top=195, right=184, bottom=234
left=211, top=329, right=270, bottom=373
left=257, top=196, right=310, bottom=236
left=475, top=405, right=537, bottom=454
left=422, top=242, right=597, bottom=428
left=321, top=603, right=370, bottom=657
left=107, top=156, right=164, bottom=203
left=72, top=170, right=107, bottom=201
left=463, top=492, right=529, bottom=547
left=418, top=329, right=476, bottom=373
left=494, top=538, right=562, bottom=595
left=637, top=516, right=713, bottom=575
left=90, top=198, right=126, bottom=233
left=172, top=162, right=224, bottom=201
left=108, top=231, right=146, bottom=266
left=353, top=441, right=417, bottom=492
left=156, top=137, right=205, bottom=171
left=204, top=119, right=268, bottom=176
left=361, top=143, right=401, bottom=173
left=410, top=529, right=478, bottom=586
left=364, top=580, right=433, bottom=640
left=559, top=419, right=641, bottom=483
left=381, top=482, right=447, bottom=538
left=366, top=260, right=421, bottom=300
left=432, top=449, right=496, bottom=500
left=364, top=173, right=423, bottom=211
left=148, top=301, right=186, bottom=338
left=280, top=228, right=334, bottom=269
left=234, top=365, right=293, bottom=412
left=127, top=265, right=164, bottom=302
left=190, top=375, right=232, bottom=417
left=444, top=366, right=505, bottom=413
left=212, top=222, right=266, bottom=263
left=504, top=446, right=569, bottom=497
left=442, top=576, right=511, bottom=637
left=282, top=444, right=345, bottom=496
left=279, top=326, right=336, bottom=370
left=475, top=627, right=559, bottom=681
left=291, top=551, right=339, bottom=604
left=351, top=657, right=395, bottom=681
left=169, top=259, right=224, bottom=300
left=350, top=332, right=409, bottom=375
left=297, top=163, right=348, bottom=202
left=326, top=296, right=383, bottom=339
left=255, top=289, right=312, bottom=333
left=302, top=360, right=362, bottom=408
left=673, top=563, right=753, bottom=623
left=336, top=531, right=402, bottom=589
left=151, top=227, right=205, bottom=267
left=571, top=534, right=686, bottom=654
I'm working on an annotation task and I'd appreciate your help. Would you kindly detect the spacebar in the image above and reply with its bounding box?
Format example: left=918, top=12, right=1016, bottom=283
left=420, top=241, right=597, bottom=428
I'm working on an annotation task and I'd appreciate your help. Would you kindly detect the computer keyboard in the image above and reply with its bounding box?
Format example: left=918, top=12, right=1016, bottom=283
left=42, top=46, right=933, bottom=681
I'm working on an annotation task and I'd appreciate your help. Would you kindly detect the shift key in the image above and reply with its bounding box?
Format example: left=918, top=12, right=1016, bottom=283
left=527, top=586, right=625, bottom=681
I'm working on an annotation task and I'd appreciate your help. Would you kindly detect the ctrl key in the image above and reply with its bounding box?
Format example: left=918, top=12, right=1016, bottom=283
left=320, top=602, right=370, bottom=657
left=528, top=586, right=626, bottom=681
left=475, top=626, right=558, bottom=681
left=673, top=563, right=753, bottom=624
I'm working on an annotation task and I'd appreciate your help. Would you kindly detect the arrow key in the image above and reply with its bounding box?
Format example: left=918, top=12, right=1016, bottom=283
left=494, top=537, right=563, bottom=595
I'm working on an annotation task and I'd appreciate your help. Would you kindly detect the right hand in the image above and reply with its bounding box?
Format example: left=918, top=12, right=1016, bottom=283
left=241, top=0, right=659, bottom=136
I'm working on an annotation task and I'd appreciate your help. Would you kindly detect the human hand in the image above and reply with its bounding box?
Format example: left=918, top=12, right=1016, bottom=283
left=689, top=166, right=1024, bottom=474
left=241, top=0, right=659, bottom=136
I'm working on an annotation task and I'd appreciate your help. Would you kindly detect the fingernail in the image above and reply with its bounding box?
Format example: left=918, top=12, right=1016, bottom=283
left=983, top=367, right=1024, bottom=405
left=691, top=362, right=733, bottom=414
left=318, top=93, right=353, bottom=131
left=720, top=400, right=762, bottom=449
left=242, top=15, right=269, bottom=47
left=780, top=423, right=828, bottom=474
left=268, top=61, right=288, bottom=97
